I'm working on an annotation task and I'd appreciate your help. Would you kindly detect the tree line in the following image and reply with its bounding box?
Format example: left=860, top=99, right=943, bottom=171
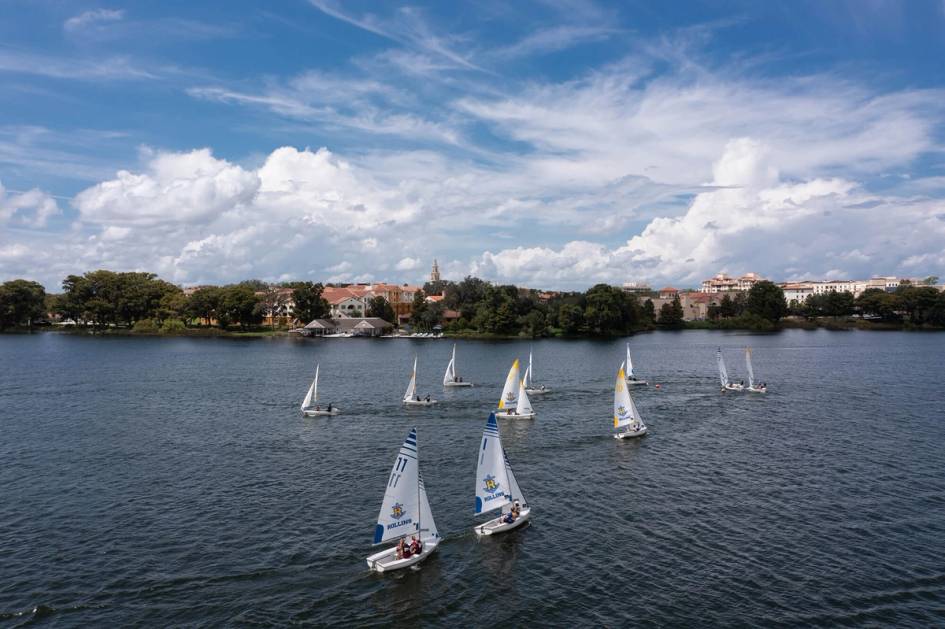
left=0, top=270, right=331, bottom=331
left=787, top=281, right=945, bottom=326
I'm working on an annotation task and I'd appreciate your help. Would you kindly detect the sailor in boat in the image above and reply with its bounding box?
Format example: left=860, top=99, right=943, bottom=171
left=425, top=394, right=431, bottom=403
left=327, top=403, right=332, bottom=413
left=315, top=404, right=320, bottom=411
left=415, top=395, right=421, bottom=402
left=504, top=501, right=521, bottom=524
left=396, top=538, right=410, bottom=560
left=409, top=535, right=422, bottom=555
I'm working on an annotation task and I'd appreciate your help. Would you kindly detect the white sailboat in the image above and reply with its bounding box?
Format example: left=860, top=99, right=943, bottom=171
left=474, top=413, right=531, bottom=536
left=624, top=343, right=648, bottom=386
left=745, top=347, right=767, bottom=393
left=498, top=358, right=519, bottom=415
left=614, top=365, right=647, bottom=439
left=718, top=348, right=743, bottom=391
left=524, top=349, right=550, bottom=395
left=443, top=343, right=473, bottom=387
left=300, top=364, right=340, bottom=416
left=506, top=378, right=536, bottom=420
left=366, top=428, right=440, bottom=572
left=403, top=356, right=437, bottom=406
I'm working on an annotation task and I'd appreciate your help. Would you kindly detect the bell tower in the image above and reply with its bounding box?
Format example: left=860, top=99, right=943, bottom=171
left=430, top=259, right=441, bottom=283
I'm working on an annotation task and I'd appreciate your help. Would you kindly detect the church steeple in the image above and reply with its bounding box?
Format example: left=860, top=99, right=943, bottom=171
left=430, top=259, right=441, bottom=283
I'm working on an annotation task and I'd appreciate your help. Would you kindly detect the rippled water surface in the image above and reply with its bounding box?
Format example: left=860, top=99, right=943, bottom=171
left=2, top=330, right=945, bottom=627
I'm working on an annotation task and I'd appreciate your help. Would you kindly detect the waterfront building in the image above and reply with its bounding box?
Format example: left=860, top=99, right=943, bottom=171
left=622, top=281, right=652, bottom=294
left=700, top=272, right=763, bottom=293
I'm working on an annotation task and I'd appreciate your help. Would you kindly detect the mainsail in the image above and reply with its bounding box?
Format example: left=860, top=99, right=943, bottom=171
left=526, top=349, right=534, bottom=387
left=373, top=428, right=421, bottom=545
left=614, top=367, right=635, bottom=429
left=626, top=344, right=635, bottom=378
left=497, top=359, right=520, bottom=410
left=403, top=357, right=418, bottom=401
left=301, top=363, right=318, bottom=410
left=475, top=413, right=511, bottom=515
left=717, top=349, right=729, bottom=387
left=443, top=344, right=457, bottom=385
left=745, top=347, right=755, bottom=389
left=516, top=378, right=534, bottom=416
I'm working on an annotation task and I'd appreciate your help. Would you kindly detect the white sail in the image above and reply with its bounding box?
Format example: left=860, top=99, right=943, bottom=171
left=418, top=473, right=438, bottom=541
left=443, top=344, right=457, bottom=385
left=526, top=349, right=534, bottom=387
left=373, top=428, right=421, bottom=545
left=614, top=366, right=635, bottom=429
left=503, top=448, right=527, bottom=508
left=403, top=357, right=418, bottom=402
left=745, top=347, right=755, bottom=389
left=517, top=378, right=534, bottom=415
left=628, top=392, right=646, bottom=431
left=301, top=364, right=318, bottom=410
left=475, top=413, right=511, bottom=515
left=626, top=343, right=635, bottom=378
left=717, top=349, right=729, bottom=387
left=497, top=359, right=520, bottom=410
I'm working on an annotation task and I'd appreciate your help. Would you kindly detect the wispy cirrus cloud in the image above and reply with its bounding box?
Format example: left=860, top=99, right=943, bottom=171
left=0, top=48, right=156, bottom=81
left=63, top=8, right=125, bottom=32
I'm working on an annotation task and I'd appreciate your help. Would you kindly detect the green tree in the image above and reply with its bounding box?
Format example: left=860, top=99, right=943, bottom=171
left=642, top=298, right=656, bottom=323
left=921, top=276, right=939, bottom=286
left=218, top=285, right=262, bottom=327
left=559, top=304, right=584, bottom=334
left=658, top=295, right=684, bottom=327
left=409, top=290, right=429, bottom=329
left=855, top=289, right=898, bottom=320
left=745, top=281, right=787, bottom=322
left=187, top=287, right=222, bottom=325
left=366, top=296, right=396, bottom=323
left=291, top=282, right=329, bottom=323
left=0, top=279, right=47, bottom=329
left=719, top=294, right=737, bottom=318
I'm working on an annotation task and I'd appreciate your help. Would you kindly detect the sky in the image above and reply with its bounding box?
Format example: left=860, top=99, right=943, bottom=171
left=2, top=0, right=945, bottom=291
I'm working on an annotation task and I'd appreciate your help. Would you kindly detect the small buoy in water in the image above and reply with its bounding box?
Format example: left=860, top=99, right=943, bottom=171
left=655, top=383, right=661, bottom=389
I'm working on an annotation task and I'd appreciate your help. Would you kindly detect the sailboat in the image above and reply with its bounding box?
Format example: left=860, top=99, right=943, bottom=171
left=366, top=428, right=440, bottom=572
left=745, top=347, right=767, bottom=393
left=300, top=363, right=341, bottom=416
left=624, top=343, right=647, bottom=386
left=524, top=349, right=550, bottom=395
left=474, top=413, right=531, bottom=536
left=505, top=378, right=536, bottom=420
left=496, top=359, right=523, bottom=418
left=718, top=348, right=743, bottom=391
left=614, top=364, right=647, bottom=439
left=443, top=343, right=473, bottom=387
left=403, top=356, right=437, bottom=406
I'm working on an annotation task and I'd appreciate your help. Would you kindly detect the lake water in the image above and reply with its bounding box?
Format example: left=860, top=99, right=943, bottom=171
left=1, top=330, right=944, bottom=626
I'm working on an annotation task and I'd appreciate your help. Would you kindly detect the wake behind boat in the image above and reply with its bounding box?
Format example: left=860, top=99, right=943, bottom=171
left=443, top=343, right=473, bottom=387
left=717, top=348, right=744, bottom=392
left=745, top=347, right=767, bottom=393
left=300, top=363, right=340, bottom=416
left=524, top=349, right=550, bottom=395
left=474, top=413, right=531, bottom=536
left=624, top=343, right=647, bottom=386
left=366, top=428, right=440, bottom=572
left=403, top=356, right=438, bottom=406
left=614, top=365, right=647, bottom=439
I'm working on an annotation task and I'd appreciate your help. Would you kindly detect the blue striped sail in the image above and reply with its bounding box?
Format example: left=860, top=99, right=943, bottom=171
left=475, top=413, right=511, bottom=514
left=373, top=428, right=421, bottom=545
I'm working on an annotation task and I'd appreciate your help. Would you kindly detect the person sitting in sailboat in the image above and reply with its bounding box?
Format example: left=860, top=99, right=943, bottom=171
left=504, top=501, right=521, bottom=524
left=327, top=403, right=332, bottom=412
left=396, top=538, right=407, bottom=560
left=409, top=536, right=422, bottom=556
left=425, top=394, right=431, bottom=402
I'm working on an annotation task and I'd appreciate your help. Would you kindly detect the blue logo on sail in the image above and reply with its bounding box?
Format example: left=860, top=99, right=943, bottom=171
left=616, top=405, right=630, bottom=418
left=391, top=502, right=406, bottom=519
left=483, top=474, right=501, bottom=494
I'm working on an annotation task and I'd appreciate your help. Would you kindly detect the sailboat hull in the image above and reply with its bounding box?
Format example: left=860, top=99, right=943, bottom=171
left=722, top=384, right=744, bottom=392
left=625, top=379, right=648, bottom=386
left=366, top=539, right=440, bottom=573
left=496, top=410, right=535, bottom=420
left=525, top=387, right=549, bottom=395
left=614, top=426, right=647, bottom=439
left=444, top=381, right=473, bottom=387
left=475, top=508, right=531, bottom=536
left=747, top=386, right=767, bottom=393
left=302, top=408, right=341, bottom=416
left=404, top=399, right=438, bottom=406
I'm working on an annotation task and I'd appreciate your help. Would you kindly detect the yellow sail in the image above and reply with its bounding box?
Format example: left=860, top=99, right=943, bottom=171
left=497, top=359, right=520, bottom=409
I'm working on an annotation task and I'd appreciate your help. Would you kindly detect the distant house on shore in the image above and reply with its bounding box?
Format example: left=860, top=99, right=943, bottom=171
left=301, top=317, right=393, bottom=337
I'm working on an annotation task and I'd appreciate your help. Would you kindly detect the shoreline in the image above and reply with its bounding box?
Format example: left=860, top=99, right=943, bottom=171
left=4, top=318, right=943, bottom=339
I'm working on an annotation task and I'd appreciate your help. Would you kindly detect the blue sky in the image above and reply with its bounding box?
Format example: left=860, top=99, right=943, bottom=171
left=2, top=0, right=945, bottom=290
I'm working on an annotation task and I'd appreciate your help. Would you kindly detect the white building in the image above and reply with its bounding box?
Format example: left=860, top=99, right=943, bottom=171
left=701, top=272, right=763, bottom=293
